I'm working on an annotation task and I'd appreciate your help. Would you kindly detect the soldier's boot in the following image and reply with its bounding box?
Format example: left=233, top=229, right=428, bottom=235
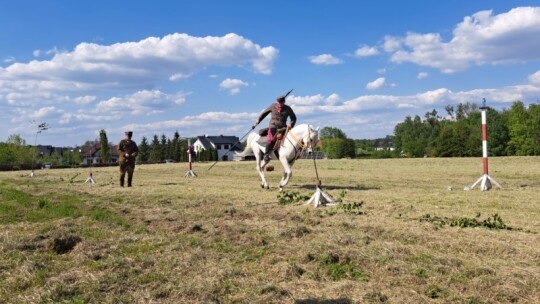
left=119, top=173, right=125, bottom=187
left=263, top=142, right=274, bottom=162
left=127, top=175, right=133, bottom=187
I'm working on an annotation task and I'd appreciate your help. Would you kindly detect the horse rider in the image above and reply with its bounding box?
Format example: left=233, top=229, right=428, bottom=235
left=254, top=94, right=297, bottom=162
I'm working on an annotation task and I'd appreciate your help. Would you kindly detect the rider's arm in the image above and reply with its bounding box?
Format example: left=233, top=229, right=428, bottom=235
left=256, top=105, right=272, bottom=125
left=288, top=107, right=297, bottom=128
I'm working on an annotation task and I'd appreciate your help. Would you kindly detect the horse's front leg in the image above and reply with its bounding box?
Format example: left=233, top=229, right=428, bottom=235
left=278, top=158, right=293, bottom=191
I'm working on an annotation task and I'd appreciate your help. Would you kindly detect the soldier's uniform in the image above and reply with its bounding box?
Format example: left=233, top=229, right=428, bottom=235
left=118, top=131, right=139, bottom=187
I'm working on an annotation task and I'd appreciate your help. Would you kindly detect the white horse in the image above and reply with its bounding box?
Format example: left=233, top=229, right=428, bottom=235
left=237, top=124, right=318, bottom=191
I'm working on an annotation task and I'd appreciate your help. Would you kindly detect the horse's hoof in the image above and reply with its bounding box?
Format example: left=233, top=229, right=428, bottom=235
left=279, top=187, right=283, bottom=192
left=265, top=185, right=270, bottom=190
left=260, top=184, right=265, bottom=189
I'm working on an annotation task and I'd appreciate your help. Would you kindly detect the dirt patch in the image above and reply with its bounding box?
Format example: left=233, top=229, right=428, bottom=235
left=50, top=235, right=82, bottom=254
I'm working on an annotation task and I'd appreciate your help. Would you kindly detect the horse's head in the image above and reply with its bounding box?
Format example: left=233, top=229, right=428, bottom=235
left=308, top=125, right=319, bottom=147
left=289, top=124, right=319, bottom=148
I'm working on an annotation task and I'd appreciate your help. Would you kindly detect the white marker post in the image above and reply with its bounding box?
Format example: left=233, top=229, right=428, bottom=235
left=184, top=139, right=197, bottom=177
left=469, top=99, right=502, bottom=191
left=305, top=128, right=336, bottom=208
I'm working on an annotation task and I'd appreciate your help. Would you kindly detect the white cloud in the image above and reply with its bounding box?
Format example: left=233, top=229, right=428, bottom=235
left=417, top=72, right=429, bottom=79
left=3, top=56, right=15, bottom=63
left=377, top=68, right=386, bottom=74
left=386, top=7, right=540, bottom=73
left=366, top=77, right=386, bottom=90
left=123, top=111, right=258, bottom=133
left=383, top=36, right=402, bottom=52
left=96, top=90, right=187, bottom=115
left=219, top=78, right=249, bottom=95
left=326, top=93, right=341, bottom=104
left=416, top=88, right=452, bottom=104
left=32, top=47, right=61, bottom=58
left=309, top=54, right=343, bottom=65
left=11, top=106, right=65, bottom=123
left=73, top=95, right=96, bottom=105
left=169, top=72, right=192, bottom=81
left=354, top=45, right=379, bottom=57
left=528, top=70, right=540, bottom=84
left=287, top=94, right=326, bottom=106
left=0, top=33, right=278, bottom=94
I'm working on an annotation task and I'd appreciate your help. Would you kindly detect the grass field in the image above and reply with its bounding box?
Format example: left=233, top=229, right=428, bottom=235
left=1, top=157, right=539, bottom=303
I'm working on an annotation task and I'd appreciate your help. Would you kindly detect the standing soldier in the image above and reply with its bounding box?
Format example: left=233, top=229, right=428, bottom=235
left=254, top=91, right=296, bottom=162
left=118, top=131, right=139, bottom=187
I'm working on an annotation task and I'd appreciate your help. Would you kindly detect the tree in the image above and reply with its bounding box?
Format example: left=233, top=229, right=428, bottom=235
left=423, top=109, right=442, bottom=157
left=321, top=138, right=355, bottom=159
left=456, top=102, right=479, bottom=121
left=2, top=134, right=34, bottom=167
left=160, top=134, right=168, bottom=160
left=7, top=134, right=26, bottom=146
left=528, top=103, right=540, bottom=155
left=149, top=135, right=161, bottom=162
left=137, top=136, right=150, bottom=162
left=99, top=129, right=111, bottom=163
left=393, top=115, right=429, bottom=157
left=0, top=134, right=35, bottom=168
left=172, top=131, right=181, bottom=162
left=506, top=101, right=533, bottom=155
left=319, top=126, right=347, bottom=139
left=485, top=108, right=509, bottom=156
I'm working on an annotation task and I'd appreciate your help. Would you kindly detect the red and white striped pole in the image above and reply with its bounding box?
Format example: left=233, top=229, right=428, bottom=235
left=469, top=99, right=501, bottom=191
left=184, top=138, right=197, bottom=177
left=481, top=107, right=489, bottom=175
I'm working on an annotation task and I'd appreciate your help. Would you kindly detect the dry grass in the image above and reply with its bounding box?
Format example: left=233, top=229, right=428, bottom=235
left=0, top=157, right=539, bottom=303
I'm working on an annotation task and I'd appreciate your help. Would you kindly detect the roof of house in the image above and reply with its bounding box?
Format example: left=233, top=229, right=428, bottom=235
left=34, top=145, right=63, bottom=156
left=194, top=135, right=243, bottom=151
left=80, top=143, right=119, bottom=157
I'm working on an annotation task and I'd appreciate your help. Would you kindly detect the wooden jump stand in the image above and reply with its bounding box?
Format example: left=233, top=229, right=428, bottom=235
left=85, top=171, right=96, bottom=184
left=306, top=179, right=336, bottom=208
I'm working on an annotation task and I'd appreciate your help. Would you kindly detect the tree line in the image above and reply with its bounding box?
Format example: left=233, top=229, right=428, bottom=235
left=317, top=100, right=539, bottom=159
left=136, top=132, right=217, bottom=163
left=0, top=134, right=82, bottom=170
left=0, top=130, right=217, bottom=171
left=394, top=101, right=540, bottom=157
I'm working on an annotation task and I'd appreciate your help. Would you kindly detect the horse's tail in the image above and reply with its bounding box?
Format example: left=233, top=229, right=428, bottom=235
left=236, top=132, right=258, bottom=157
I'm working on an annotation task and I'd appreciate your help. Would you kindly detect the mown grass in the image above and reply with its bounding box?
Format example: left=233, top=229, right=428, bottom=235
left=0, top=157, right=539, bottom=303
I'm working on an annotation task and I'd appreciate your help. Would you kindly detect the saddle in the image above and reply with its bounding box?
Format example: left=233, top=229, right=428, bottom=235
left=257, top=127, right=288, bottom=152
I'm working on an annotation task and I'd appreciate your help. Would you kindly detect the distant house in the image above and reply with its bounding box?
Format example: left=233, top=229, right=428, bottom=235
left=192, top=135, right=243, bottom=161
left=34, top=145, right=66, bottom=158
left=80, top=143, right=119, bottom=164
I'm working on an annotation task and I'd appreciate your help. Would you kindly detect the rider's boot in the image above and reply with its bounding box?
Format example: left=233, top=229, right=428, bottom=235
left=263, top=142, right=273, bottom=162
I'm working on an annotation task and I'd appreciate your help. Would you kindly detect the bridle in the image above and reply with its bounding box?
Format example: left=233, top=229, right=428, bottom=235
left=285, top=126, right=314, bottom=160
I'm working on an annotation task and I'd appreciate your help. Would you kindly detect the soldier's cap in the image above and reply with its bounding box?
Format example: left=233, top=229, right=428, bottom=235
left=125, top=131, right=133, bottom=136
left=277, top=96, right=286, bottom=103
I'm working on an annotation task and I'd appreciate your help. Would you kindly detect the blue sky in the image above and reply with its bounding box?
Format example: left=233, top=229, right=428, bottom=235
left=1, top=1, right=540, bottom=146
